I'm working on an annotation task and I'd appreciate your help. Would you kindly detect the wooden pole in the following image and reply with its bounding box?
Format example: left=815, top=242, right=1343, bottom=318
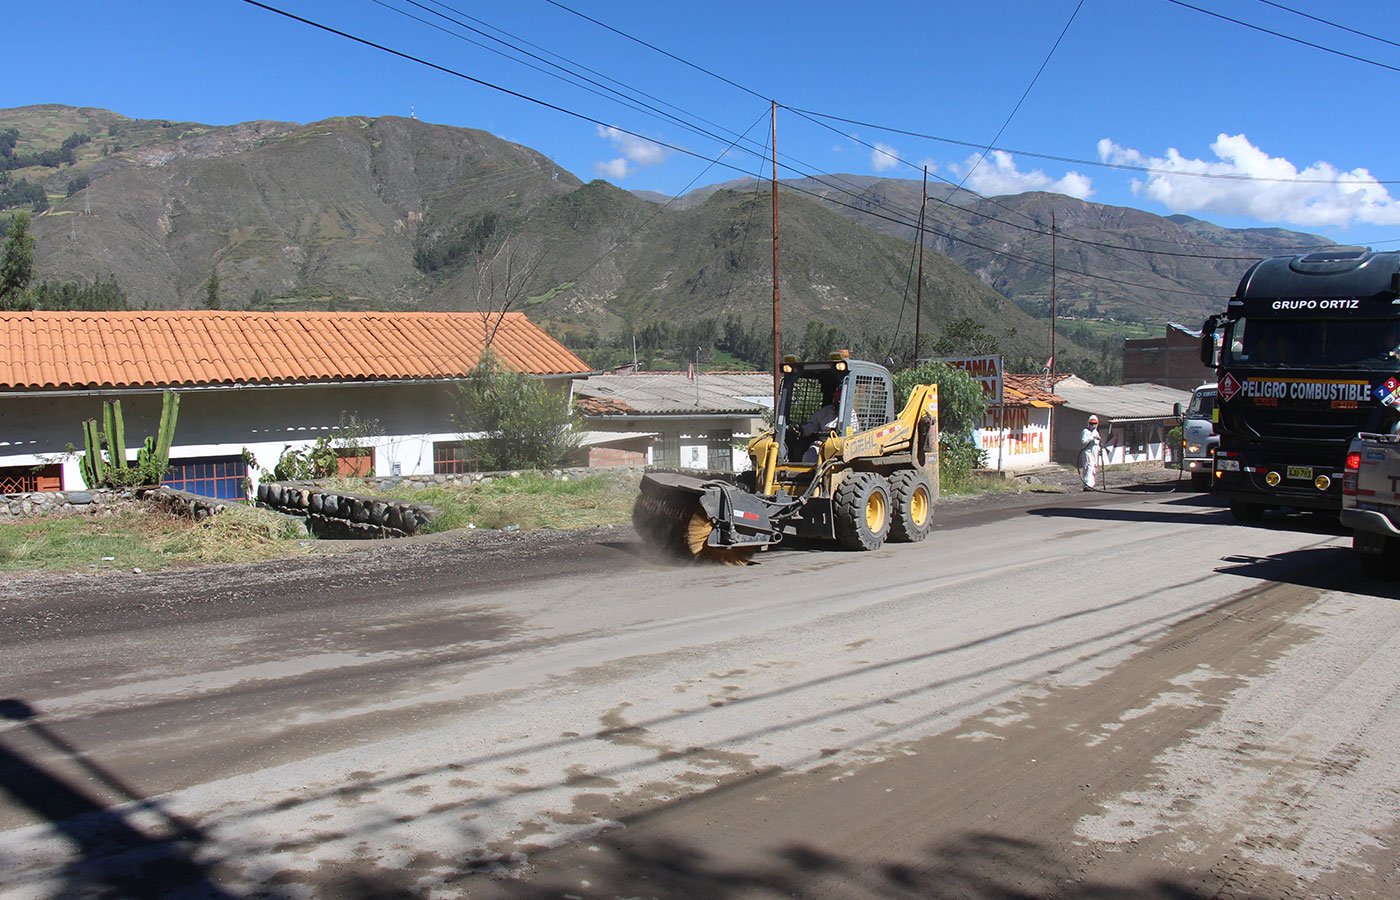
left=915, top=166, right=927, bottom=363
left=771, top=101, right=782, bottom=410
left=1050, top=209, right=1057, bottom=375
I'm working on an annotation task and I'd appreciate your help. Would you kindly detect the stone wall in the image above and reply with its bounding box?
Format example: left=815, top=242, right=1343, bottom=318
left=0, top=488, right=141, bottom=519
left=356, top=464, right=649, bottom=494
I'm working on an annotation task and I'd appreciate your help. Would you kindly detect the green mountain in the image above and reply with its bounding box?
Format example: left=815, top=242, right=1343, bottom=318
left=1, top=105, right=1089, bottom=371
left=661, top=175, right=1334, bottom=326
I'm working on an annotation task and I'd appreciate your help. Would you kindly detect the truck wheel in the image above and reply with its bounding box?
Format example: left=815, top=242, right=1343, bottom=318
left=834, top=472, right=891, bottom=550
left=1190, top=471, right=1212, bottom=491
left=1229, top=500, right=1265, bottom=523
left=888, top=469, right=933, bottom=542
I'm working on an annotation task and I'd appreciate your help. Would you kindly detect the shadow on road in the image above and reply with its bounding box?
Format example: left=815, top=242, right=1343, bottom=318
left=454, top=830, right=1272, bottom=900
left=0, top=698, right=242, bottom=899
left=1215, top=548, right=1400, bottom=599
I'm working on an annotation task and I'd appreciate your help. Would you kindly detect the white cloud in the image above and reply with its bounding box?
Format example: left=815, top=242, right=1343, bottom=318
left=949, top=150, right=1093, bottom=199
left=1097, top=134, right=1400, bottom=228
left=593, top=157, right=630, bottom=180
left=591, top=125, right=669, bottom=181
left=871, top=142, right=901, bottom=173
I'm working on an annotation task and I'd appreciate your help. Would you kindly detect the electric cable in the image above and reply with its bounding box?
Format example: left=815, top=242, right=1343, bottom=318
left=1164, top=0, right=1400, bottom=75
left=787, top=106, right=1400, bottom=186
left=951, top=0, right=1086, bottom=201
left=1254, top=0, right=1400, bottom=51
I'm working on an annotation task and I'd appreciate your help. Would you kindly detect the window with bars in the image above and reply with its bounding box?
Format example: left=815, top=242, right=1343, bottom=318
left=163, top=456, right=247, bottom=500
left=433, top=441, right=480, bottom=475
left=653, top=434, right=680, bottom=468
left=707, top=430, right=733, bottom=472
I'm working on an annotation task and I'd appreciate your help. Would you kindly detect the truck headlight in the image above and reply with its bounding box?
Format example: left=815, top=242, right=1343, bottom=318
left=1187, top=443, right=1202, bottom=454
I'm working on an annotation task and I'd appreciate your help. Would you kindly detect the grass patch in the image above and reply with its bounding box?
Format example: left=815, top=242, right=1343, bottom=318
left=940, top=471, right=1030, bottom=497
left=319, top=470, right=639, bottom=534
left=0, top=504, right=310, bottom=573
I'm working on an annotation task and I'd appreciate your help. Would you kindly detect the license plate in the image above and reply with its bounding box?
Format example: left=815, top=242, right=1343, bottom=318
left=1287, top=465, right=1312, bottom=480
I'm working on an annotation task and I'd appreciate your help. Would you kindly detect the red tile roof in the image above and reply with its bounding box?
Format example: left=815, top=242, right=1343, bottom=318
left=0, top=311, right=589, bottom=390
left=1003, top=373, right=1067, bottom=405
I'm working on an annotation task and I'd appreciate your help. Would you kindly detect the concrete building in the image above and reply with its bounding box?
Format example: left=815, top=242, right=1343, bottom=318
left=1122, top=323, right=1215, bottom=391
left=571, top=372, right=773, bottom=471
left=1052, top=378, right=1192, bottom=467
left=0, top=311, right=589, bottom=498
left=974, top=374, right=1066, bottom=472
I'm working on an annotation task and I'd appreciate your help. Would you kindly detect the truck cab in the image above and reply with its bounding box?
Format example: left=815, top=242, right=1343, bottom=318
left=1171, top=383, right=1218, bottom=491
left=1342, top=433, right=1400, bottom=577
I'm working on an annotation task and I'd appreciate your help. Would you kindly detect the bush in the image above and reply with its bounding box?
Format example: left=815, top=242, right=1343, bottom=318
left=893, top=361, right=988, bottom=485
left=452, top=351, right=580, bottom=471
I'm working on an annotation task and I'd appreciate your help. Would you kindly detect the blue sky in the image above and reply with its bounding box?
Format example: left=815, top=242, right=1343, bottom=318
left=7, top=1, right=1400, bottom=244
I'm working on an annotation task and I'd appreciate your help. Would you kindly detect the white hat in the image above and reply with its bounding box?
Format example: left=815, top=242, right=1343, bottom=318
left=1088, top=414, right=1099, bottom=424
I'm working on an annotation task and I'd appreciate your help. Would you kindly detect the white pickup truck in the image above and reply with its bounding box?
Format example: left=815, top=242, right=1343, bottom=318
left=1342, top=432, right=1400, bottom=577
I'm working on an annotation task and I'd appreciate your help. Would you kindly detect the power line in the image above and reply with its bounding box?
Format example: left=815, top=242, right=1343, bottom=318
left=1255, top=0, right=1400, bottom=51
left=417, top=0, right=1394, bottom=264
left=954, top=0, right=1085, bottom=196
left=1164, top=0, right=1400, bottom=75
left=788, top=107, right=1400, bottom=185
left=539, top=0, right=770, bottom=104
left=235, top=0, right=1246, bottom=316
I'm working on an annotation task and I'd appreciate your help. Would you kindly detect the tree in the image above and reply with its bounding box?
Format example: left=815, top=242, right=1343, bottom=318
left=0, top=211, right=35, bottom=310
left=468, top=234, right=543, bottom=351
left=798, top=318, right=849, bottom=361
left=204, top=266, right=220, bottom=310
left=452, top=351, right=579, bottom=471
left=894, top=360, right=989, bottom=481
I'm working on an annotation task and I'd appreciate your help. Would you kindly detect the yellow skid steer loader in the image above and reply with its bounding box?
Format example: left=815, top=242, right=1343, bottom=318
left=633, top=354, right=939, bottom=563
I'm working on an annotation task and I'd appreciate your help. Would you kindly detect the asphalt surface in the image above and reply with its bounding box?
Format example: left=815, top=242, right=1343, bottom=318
left=2, top=468, right=1398, bottom=899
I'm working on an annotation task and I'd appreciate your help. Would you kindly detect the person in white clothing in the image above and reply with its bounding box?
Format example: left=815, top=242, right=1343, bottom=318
left=1080, top=414, right=1102, bottom=490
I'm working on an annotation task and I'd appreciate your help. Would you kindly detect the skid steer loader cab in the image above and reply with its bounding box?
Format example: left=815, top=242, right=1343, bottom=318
left=776, top=358, right=895, bottom=463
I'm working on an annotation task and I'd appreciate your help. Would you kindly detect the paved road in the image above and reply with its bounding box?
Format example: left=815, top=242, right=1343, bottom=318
left=2, top=483, right=1398, bottom=899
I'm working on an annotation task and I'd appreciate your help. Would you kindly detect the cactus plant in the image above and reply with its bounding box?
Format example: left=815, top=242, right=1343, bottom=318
left=79, top=390, right=182, bottom=488
left=103, top=399, right=128, bottom=471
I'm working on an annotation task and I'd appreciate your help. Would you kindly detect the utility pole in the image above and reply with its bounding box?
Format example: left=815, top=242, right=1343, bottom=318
left=1050, top=209, right=1058, bottom=375
left=771, top=101, right=781, bottom=410
left=914, top=166, right=927, bottom=363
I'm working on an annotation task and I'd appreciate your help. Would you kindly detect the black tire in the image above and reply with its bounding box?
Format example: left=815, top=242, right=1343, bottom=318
left=1190, top=471, right=1212, bottom=492
left=888, top=469, right=934, bottom=543
left=833, top=472, right=891, bottom=550
left=1229, top=500, right=1265, bottom=523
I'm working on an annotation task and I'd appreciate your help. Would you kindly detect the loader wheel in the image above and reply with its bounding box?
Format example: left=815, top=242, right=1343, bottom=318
left=834, top=472, right=891, bottom=551
left=888, top=469, right=934, bottom=542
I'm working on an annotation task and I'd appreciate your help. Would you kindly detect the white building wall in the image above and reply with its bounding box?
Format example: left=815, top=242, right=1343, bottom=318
left=0, top=381, right=469, bottom=490
left=974, top=406, right=1053, bottom=471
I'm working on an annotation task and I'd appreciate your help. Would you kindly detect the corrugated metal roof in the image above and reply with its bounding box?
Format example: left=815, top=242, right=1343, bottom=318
left=0, top=311, right=589, bottom=390
left=1054, top=381, right=1192, bottom=420
left=574, top=372, right=773, bottom=416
